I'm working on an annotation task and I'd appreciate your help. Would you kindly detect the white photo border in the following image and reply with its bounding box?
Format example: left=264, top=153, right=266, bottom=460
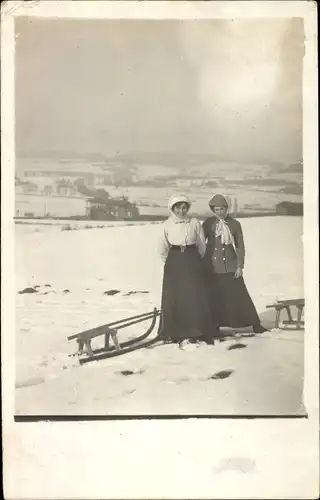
left=1, top=2, right=318, bottom=498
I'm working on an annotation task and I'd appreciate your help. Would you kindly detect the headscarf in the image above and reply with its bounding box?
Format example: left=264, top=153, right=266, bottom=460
left=168, top=195, right=191, bottom=222
left=208, top=193, right=236, bottom=251
left=208, top=193, right=232, bottom=212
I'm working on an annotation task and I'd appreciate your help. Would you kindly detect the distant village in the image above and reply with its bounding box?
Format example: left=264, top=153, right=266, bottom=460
left=15, top=159, right=144, bottom=221
left=15, top=159, right=303, bottom=220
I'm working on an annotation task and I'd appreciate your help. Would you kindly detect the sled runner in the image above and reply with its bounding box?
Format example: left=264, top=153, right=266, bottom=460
left=266, top=298, right=304, bottom=329
left=67, top=308, right=161, bottom=364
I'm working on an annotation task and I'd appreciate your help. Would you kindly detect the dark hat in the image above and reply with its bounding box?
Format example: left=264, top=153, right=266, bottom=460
left=208, top=194, right=229, bottom=208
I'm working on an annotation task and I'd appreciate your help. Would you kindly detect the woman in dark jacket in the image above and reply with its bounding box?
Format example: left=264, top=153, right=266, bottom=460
left=203, top=193, right=268, bottom=333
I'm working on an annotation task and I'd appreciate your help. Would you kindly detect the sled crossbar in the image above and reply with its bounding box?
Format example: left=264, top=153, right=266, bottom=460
left=266, top=298, right=304, bottom=329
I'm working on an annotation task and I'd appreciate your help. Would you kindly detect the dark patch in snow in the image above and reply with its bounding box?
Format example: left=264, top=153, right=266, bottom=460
left=228, top=343, right=247, bottom=351
left=18, top=287, right=38, bottom=294
left=209, top=369, right=234, bottom=380
left=63, top=289, right=71, bottom=294
left=104, top=289, right=120, bottom=295
left=45, top=284, right=51, bottom=287
left=125, top=290, right=149, bottom=296
left=119, top=369, right=145, bottom=376
left=120, top=370, right=134, bottom=376
left=34, top=285, right=40, bottom=289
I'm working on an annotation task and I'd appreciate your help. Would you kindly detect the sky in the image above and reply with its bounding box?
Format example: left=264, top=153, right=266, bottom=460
left=15, top=17, right=304, bottom=165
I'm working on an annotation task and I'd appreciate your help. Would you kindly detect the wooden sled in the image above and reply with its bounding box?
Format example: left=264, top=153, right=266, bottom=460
left=266, top=298, right=305, bottom=329
left=67, top=308, right=161, bottom=365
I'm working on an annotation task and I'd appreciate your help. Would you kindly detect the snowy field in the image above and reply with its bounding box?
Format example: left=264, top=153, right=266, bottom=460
left=15, top=216, right=304, bottom=415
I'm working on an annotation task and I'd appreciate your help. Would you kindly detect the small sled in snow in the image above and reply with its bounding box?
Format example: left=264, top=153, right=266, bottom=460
left=266, top=298, right=304, bottom=329
left=67, top=308, right=161, bottom=365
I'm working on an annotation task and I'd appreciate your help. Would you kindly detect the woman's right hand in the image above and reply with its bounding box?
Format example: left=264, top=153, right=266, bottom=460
left=234, top=267, right=243, bottom=279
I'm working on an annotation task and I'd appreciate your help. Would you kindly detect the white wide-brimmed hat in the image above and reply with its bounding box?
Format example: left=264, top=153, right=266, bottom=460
left=168, top=195, right=191, bottom=212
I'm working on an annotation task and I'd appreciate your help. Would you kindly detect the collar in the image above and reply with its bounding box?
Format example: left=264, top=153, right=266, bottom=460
left=171, top=219, right=189, bottom=224
left=214, top=216, right=229, bottom=224
left=169, top=214, right=190, bottom=224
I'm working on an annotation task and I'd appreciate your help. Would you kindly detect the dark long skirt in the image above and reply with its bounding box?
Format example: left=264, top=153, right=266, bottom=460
left=209, top=272, right=261, bottom=329
left=159, top=245, right=218, bottom=343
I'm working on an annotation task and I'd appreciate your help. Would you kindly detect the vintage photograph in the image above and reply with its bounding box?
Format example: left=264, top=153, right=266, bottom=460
left=14, top=16, right=305, bottom=416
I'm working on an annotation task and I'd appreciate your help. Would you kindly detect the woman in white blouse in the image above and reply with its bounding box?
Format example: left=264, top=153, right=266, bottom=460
left=158, top=195, right=218, bottom=345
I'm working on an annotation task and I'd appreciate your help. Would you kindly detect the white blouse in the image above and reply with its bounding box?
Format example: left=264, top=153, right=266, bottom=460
left=159, top=217, right=206, bottom=262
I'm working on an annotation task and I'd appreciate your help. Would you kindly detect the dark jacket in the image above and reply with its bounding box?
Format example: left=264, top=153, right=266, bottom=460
left=202, top=216, right=245, bottom=274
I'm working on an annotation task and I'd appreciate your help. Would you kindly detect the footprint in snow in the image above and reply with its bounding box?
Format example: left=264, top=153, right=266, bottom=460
left=18, top=287, right=38, bottom=294
left=228, top=343, right=247, bottom=351
left=209, top=369, right=234, bottom=380
left=118, top=369, right=145, bottom=376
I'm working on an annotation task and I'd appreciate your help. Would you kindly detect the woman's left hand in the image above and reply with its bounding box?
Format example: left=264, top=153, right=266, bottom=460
left=234, top=267, right=243, bottom=279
